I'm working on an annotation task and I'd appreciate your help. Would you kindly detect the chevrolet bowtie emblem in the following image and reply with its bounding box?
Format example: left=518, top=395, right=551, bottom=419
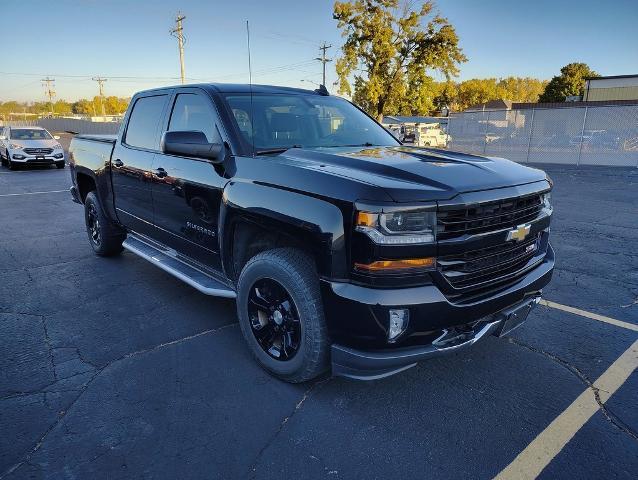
left=507, top=223, right=531, bottom=242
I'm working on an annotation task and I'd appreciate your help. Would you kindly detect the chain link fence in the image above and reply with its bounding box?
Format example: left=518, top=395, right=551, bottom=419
left=0, top=118, right=122, bottom=135
left=447, top=105, right=638, bottom=167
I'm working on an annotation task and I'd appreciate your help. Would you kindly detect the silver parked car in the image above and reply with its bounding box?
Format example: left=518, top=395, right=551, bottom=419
left=0, top=126, right=65, bottom=170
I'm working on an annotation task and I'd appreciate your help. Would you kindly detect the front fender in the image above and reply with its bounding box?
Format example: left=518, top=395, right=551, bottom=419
left=219, top=181, right=349, bottom=280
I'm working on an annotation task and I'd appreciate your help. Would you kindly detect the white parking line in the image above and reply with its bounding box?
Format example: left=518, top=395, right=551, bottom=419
left=541, top=299, right=638, bottom=332
left=495, top=338, right=638, bottom=480
left=0, top=190, right=67, bottom=197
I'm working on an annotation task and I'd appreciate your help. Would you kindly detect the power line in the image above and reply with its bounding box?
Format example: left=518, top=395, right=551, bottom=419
left=170, top=13, right=187, bottom=84
left=0, top=58, right=319, bottom=83
left=92, top=76, right=108, bottom=116
left=315, top=42, right=332, bottom=87
left=41, top=77, right=55, bottom=115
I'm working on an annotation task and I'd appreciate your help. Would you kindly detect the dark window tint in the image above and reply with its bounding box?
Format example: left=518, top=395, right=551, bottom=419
left=168, top=94, right=220, bottom=143
left=125, top=95, right=167, bottom=150
left=224, top=94, right=398, bottom=153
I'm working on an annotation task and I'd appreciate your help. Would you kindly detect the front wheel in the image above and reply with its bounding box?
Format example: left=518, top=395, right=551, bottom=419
left=84, top=191, right=125, bottom=256
left=56, top=161, right=65, bottom=169
left=236, top=248, right=330, bottom=383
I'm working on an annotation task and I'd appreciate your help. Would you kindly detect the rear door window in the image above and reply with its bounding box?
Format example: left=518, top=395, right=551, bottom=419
left=124, top=95, right=168, bottom=150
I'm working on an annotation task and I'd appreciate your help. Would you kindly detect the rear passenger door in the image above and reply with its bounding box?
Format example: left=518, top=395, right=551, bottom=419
left=111, top=92, right=170, bottom=235
left=150, top=88, right=228, bottom=270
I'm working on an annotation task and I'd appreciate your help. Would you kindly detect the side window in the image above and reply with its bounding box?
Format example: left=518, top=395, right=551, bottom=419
left=124, top=94, right=167, bottom=150
left=168, top=93, right=221, bottom=143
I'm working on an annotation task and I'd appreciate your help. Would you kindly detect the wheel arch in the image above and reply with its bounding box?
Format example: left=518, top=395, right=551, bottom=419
left=219, top=181, right=349, bottom=282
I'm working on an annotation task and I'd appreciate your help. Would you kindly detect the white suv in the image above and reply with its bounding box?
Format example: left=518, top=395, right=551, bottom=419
left=0, top=126, right=65, bottom=170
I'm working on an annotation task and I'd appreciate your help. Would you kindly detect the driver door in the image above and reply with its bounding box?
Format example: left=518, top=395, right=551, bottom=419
left=150, top=88, right=227, bottom=270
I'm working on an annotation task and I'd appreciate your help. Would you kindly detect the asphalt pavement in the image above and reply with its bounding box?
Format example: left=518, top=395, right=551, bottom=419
left=0, top=161, right=637, bottom=479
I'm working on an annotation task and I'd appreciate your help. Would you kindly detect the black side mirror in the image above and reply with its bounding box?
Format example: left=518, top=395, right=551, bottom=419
left=161, top=130, right=223, bottom=162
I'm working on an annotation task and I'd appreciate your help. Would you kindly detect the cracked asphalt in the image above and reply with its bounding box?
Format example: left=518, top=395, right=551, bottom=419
left=1, top=161, right=637, bottom=479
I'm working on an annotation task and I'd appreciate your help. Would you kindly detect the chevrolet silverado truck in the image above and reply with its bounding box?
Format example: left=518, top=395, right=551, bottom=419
left=68, top=84, right=554, bottom=382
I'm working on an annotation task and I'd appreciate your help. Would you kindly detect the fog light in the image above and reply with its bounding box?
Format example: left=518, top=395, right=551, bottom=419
left=388, top=309, right=409, bottom=342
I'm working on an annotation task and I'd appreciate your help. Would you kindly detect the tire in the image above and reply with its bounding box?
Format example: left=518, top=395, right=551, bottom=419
left=1, top=151, right=6, bottom=167
left=84, top=191, right=126, bottom=256
left=56, top=161, right=65, bottom=169
left=8, top=158, right=17, bottom=170
left=236, top=248, right=330, bottom=383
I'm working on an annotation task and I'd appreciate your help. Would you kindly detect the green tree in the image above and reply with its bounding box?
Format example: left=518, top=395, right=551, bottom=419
left=437, top=77, right=548, bottom=111
left=53, top=100, right=72, bottom=115
left=334, top=0, right=466, bottom=120
left=538, top=62, right=599, bottom=102
left=104, top=96, right=129, bottom=115
left=496, top=77, right=547, bottom=104
left=453, top=78, right=499, bottom=110
left=72, top=99, right=95, bottom=115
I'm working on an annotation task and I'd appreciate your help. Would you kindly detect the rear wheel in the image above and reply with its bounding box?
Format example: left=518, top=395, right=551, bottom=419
left=84, top=191, right=125, bottom=256
left=236, top=248, right=329, bottom=383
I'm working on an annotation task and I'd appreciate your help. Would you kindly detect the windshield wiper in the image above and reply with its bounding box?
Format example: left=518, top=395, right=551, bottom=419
left=340, top=142, right=377, bottom=147
left=254, top=145, right=303, bottom=156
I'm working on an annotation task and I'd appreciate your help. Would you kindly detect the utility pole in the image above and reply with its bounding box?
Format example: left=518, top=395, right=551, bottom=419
left=41, top=77, right=55, bottom=117
left=92, top=76, right=108, bottom=116
left=315, top=42, right=332, bottom=87
left=170, top=13, right=186, bottom=84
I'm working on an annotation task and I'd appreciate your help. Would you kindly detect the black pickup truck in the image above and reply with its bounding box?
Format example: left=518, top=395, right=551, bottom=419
left=69, top=84, right=554, bottom=382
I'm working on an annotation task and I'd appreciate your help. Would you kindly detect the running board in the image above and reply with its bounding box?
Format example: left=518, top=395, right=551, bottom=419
left=122, top=235, right=236, bottom=298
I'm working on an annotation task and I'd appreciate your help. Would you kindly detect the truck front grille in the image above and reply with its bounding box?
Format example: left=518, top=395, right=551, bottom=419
left=24, top=148, right=53, bottom=155
left=437, top=193, right=543, bottom=240
left=438, top=233, right=542, bottom=291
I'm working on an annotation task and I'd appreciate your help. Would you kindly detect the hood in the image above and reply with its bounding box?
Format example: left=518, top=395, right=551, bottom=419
left=10, top=139, right=59, bottom=149
left=278, top=146, right=548, bottom=202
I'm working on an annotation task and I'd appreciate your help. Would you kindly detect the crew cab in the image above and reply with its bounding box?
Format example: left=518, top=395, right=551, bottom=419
left=1, top=126, right=65, bottom=170
left=68, top=84, right=554, bottom=382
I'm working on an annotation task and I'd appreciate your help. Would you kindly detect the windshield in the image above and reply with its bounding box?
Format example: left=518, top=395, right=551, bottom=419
left=224, top=94, right=399, bottom=154
left=10, top=128, right=52, bottom=140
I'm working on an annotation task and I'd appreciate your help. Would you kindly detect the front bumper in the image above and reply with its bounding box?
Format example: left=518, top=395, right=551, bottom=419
left=10, top=152, right=65, bottom=164
left=324, top=244, right=555, bottom=380
left=331, top=295, right=540, bottom=380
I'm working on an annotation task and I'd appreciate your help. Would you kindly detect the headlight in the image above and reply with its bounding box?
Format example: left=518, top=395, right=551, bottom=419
left=356, top=209, right=436, bottom=244
left=9, top=143, right=23, bottom=150
left=53, top=144, right=63, bottom=150
left=541, top=191, right=552, bottom=211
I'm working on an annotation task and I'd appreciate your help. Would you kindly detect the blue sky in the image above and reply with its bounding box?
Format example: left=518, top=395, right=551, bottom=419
left=2, top=0, right=637, bottom=102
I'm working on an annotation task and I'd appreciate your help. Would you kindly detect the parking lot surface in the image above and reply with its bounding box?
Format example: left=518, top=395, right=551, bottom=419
left=1, top=162, right=637, bottom=479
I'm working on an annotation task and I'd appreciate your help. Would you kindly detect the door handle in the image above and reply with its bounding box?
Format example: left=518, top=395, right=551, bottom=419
left=153, top=167, right=168, bottom=178
left=113, top=158, right=124, bottom=168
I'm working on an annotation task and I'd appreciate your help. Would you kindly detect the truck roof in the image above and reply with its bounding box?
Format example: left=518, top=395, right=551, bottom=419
left=136, top=83, right=322, bottom=96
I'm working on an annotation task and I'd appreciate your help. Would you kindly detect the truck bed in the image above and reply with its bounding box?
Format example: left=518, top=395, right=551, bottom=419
left=74, top=134, right=117, bottom=144
left=70, top=134, right=117, bottom=172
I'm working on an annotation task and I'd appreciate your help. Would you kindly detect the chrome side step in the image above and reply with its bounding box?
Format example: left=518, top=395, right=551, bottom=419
left=122, top=234, right=236, bottom=298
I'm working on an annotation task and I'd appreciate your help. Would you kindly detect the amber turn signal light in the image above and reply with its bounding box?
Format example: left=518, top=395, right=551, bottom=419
left=354, top=257, right=435, bottom=272
left=356, top=211, right=377, bottom=227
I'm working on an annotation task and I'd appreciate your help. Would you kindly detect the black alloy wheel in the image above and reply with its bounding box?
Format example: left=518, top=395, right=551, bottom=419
left=236, top=248, right=330, bottom=382
left=86, top=202, right=101, bottom=247
left=248, top=278, right=301, bottom=360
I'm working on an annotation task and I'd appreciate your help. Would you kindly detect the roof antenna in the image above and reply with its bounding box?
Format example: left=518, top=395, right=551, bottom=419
left=315, top=84, right=329, bottom=96
left=246, top=20, right=255, bottom=158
